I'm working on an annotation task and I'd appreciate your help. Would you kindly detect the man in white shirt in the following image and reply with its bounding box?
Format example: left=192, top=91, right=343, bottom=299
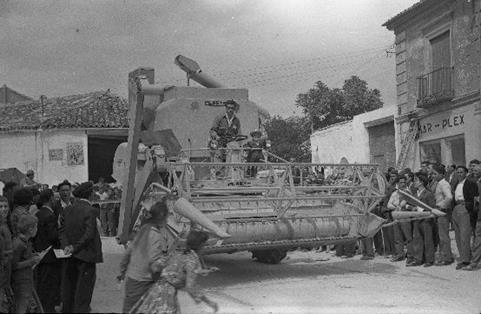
left=431, top=165, right=454, bottom=266
left=452, top=166, right=479, bottom=269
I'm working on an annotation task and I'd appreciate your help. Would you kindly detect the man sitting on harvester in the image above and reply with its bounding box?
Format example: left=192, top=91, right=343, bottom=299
left=209, top=100, right=242, bottom=162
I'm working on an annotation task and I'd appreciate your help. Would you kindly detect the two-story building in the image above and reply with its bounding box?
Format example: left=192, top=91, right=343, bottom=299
left=384, top=0, right=481, bottom=169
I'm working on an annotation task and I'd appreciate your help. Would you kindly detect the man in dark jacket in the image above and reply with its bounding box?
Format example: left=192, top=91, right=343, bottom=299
left=463, top=163, right=481, bottom=270
left=53, top=180, right=75, bottom=224
left=452, top=166, right=479, bottom=270
left=210, top=100, right=242, bottom=148
left=33, top=189, right=61, bottom=313
left=59, top=181, right=103, bottom=313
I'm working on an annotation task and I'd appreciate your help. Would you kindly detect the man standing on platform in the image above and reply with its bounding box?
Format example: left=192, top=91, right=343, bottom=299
left=60, top=182, right=103, bottom=313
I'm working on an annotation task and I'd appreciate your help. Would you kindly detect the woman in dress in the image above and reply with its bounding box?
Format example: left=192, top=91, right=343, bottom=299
left=119, top=197, right=177, bottom=313
left=130, top=230, right=218, bottom=314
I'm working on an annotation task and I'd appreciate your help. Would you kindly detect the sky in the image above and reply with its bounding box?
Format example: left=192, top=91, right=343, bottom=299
left=0, top=0, right=418, bottom=117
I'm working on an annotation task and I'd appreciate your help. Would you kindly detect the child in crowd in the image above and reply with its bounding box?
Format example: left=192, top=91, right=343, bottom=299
left=0, top=196, right=14, bottom=313
left=11, top=214, right=41, bottom=313
left=244, top=129, right=268, bottom=178
left=0, top=196, right=12, bottom=261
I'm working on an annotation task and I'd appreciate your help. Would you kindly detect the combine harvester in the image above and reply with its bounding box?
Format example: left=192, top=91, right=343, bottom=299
left=114, top=56, right=386, bottom=263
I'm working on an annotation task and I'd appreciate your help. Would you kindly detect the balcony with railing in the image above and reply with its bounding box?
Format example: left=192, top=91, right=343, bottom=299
left=417, top=67, right=454, bottom=108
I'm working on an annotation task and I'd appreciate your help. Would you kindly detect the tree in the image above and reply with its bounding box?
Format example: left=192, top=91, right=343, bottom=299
left=295, top=76, right=383, bottom=130
left=264, top=115, right=311, bottom=162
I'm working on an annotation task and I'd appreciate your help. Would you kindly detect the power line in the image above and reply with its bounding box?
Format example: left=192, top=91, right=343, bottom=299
left=231, top=50, right=387, bottom=88
left=156, top=44, right=392, bottom=86
left=207, top=45, right=391, bottom=78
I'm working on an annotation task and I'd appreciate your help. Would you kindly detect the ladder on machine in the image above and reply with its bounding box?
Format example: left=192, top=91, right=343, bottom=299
left=396, top=119, right=419, bottom=170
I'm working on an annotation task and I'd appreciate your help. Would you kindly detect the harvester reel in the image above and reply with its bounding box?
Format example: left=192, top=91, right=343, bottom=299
left=352, top=169, right=386, bottom=213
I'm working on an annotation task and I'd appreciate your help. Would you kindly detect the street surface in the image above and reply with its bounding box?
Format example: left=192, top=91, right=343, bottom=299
left=92, top=237, right=481, bottom=314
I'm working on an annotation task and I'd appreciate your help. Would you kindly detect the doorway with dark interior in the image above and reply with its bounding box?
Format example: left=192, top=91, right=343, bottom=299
left=88, top=135, right=126, bottom=183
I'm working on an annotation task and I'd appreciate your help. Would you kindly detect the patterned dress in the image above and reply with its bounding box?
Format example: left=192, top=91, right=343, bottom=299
left=130, top=250, right=205, bottom=314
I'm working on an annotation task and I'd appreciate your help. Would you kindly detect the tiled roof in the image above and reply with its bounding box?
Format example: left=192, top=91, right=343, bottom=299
left=383, top=0, right=433, bottom=30
left=0, top=84, right=32, bottom=104
left=0, top=91, right=129, bottom=132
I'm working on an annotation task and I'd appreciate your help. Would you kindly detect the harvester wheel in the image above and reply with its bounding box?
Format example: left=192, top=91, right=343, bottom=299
left=251, top=249, right=287, bottom=264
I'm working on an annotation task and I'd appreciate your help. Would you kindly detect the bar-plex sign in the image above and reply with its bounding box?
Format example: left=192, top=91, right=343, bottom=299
left=418, top=114, right=465, bottom=135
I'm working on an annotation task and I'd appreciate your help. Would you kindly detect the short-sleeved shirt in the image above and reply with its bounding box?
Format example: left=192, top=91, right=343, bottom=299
left=11, top=236, right=34, bottom=285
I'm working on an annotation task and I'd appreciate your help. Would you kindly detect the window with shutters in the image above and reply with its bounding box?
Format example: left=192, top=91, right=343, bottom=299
left=417, top=31, right=454, bottom=107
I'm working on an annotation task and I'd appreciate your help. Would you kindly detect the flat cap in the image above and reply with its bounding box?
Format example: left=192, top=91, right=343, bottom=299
left=224, top=99, right=239, bottom=110
left=72, top=181, right=94, bottom=198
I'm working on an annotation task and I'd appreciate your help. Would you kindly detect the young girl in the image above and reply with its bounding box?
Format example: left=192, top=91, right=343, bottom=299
left=11, top=214, right=41, bottom=313
left=130, top=230, right=218, bottom=314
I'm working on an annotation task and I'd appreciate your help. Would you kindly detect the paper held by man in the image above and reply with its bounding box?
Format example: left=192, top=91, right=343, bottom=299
left=394, top=189, right=446, bottom=219
left=53, top=249, right=72, bottom=259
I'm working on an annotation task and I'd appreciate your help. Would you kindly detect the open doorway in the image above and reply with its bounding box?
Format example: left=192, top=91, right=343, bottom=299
left=88, top=136, right=126, bottom=183
left=368, top=121, right=396, bottom=171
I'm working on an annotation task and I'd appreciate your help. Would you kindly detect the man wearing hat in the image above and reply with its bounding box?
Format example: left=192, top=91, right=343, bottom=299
left=59, top=181, right=103, bottom=313
left=20, top=170, right=39, bottom=189
left=210, top=100, right=242, bottom=149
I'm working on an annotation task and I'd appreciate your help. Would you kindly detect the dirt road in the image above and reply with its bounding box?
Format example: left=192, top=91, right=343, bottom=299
left=92, top=238, right=481, bottom=314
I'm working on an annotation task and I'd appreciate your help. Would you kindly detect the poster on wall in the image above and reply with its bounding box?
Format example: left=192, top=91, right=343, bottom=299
left=48, top=149, right=64, bottom=161
left=66, top=142, right=84, bottom=166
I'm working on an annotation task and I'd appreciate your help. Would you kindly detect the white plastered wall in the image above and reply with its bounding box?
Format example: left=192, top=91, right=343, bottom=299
left=0, top=129, right=88, bottom=186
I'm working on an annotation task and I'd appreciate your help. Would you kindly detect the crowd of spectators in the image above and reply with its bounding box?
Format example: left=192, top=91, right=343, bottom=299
left=0, top=171, right=117, bottom=313
left=357, top=159, right=481, bottom=270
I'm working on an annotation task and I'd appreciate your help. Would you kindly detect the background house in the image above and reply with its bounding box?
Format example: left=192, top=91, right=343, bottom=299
left=384, top=0, right=481, bottom=169
left=310, top=106, right=397, bottom=171
left=0, top=84, right=32, bottom=104
left=0, top=91, right=128, bottom=186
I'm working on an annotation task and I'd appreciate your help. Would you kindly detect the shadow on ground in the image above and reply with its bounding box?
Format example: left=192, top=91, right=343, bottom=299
left=199, top=251, right=398, bottom=288
left=95, top=250, right=398, bottom=292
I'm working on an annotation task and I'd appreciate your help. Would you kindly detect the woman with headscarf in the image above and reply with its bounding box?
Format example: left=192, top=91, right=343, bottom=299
left=130, top=230, right=218, bottom=314
left=119, top=197, right=177, bottom=313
